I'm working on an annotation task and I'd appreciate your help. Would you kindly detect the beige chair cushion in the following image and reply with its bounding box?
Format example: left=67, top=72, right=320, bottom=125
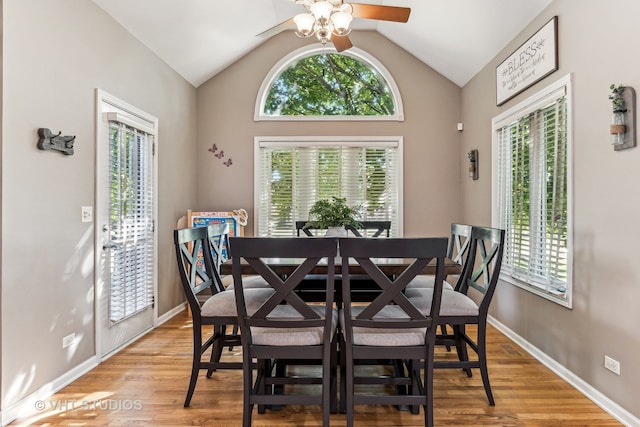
left=200, top=288, right=274, bottom=317
left=404, top=288, right=479, bottom=317
left=339, top=306, right=427, bottom=346
left=251, top=305, right=338, bottom=346
left=225, top=275, right=271, bottom=290
left=405, top=275, right=454, bottom=291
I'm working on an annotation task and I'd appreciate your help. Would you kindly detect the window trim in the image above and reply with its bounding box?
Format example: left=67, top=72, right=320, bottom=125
left=254, top=45, right=404, bottom=121
left=491, top=73, right=573, bottom=308
left=253, top=135, right=404, bottom=236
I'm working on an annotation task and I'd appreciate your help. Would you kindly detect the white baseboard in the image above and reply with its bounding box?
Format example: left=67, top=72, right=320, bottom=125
left=489, top=316, right=640, bottom=427
left=1, top=356, right=98, bottom=427
left=1, top=304, right=187, bottom=427
left=157, top=303, right=186, bottom=326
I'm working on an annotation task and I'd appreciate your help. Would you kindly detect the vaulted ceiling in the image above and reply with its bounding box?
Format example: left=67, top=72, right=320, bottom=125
left=91, top=0, right=552, bottom=88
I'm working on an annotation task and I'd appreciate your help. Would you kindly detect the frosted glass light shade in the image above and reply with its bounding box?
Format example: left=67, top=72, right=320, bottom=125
left=294, top=13, right=316, bottom=37
left=310, top=1, right=332, bottom=21
left=330, top=11, right=352, bottom=35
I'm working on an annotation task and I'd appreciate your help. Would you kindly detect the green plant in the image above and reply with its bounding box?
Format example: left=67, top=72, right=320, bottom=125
left=609, top=84, right=626, bottom=112
left=304, top=197, right=362, bottom=229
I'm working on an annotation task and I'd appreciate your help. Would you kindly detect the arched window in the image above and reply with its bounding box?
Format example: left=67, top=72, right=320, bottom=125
left=255, top=46, right=403, bottom=121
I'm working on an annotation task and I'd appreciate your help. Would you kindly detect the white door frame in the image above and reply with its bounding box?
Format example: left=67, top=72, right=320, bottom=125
left=94, top=89, right=159, bottom=360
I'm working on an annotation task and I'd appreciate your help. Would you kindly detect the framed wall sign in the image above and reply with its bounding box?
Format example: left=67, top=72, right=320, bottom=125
left=496, top=16, right=558, bottom=106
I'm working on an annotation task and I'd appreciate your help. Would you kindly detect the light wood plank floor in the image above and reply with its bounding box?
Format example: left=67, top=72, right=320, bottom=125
left=10, top=310, right=621, bottom=426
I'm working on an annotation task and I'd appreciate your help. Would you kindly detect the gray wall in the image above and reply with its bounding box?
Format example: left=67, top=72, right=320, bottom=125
left=1, top=0, right=197, bottom=409
left=461, top=0, right=640, bottom=418
left=196, top=30, right=463, bottom=237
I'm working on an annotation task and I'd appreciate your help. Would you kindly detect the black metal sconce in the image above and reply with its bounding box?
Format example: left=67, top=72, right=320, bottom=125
left=37, top=128, right=75, bottom=155
left=609, top=85, right=636, bottom=151
left=468, top=149, right=478, bottom=180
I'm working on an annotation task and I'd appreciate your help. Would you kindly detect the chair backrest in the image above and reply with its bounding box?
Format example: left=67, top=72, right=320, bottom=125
left=206, top=223, right=230, bottom=293
left=295, top=220, right=391, bottom=237
left=458, top=226, right=505, bottom=314
left=174, top=226, right=220, bottom=317
left=338, top=237, right=448, bottom=334
left=229, top=237, right=338, bottom=344
left=447, top=223, right=473, bottom=290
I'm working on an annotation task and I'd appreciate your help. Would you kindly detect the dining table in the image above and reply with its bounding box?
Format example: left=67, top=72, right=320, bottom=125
left=220, top=256, right=461, bottom=277
left=221, top=255, right=460, bottom=303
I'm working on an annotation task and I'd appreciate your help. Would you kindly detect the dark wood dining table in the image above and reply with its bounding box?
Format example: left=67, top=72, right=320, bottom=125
left=220, top=257, right=461, bottom=277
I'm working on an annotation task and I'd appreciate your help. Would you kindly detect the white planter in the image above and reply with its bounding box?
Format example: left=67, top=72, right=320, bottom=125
left=325, top=226, right=348, bottom=237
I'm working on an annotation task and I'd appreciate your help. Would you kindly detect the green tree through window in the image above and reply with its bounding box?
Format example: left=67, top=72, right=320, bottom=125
left=263, top=53, right=395, bottom=116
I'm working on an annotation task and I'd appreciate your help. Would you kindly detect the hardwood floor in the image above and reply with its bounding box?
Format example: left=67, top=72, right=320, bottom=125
left=10, top=310, right=621, bottom=426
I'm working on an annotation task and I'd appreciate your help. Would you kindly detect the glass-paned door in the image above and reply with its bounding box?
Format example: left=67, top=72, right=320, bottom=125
left=96, top=90, right=158, bottom=358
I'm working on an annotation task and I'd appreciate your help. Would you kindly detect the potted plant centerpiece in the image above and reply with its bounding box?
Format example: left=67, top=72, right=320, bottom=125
left=304, top=196, right=361, bottom=237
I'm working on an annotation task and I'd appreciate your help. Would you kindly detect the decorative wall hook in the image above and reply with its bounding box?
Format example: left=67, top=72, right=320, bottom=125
left=468, top=149, right=478, bottom=180
left=37, top=128, right=75, bottom=155
left=608, top=85, right=636, bottom=151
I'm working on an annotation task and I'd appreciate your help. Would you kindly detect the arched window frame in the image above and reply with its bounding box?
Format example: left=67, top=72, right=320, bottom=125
left=254, top=45, right=404, bottom=121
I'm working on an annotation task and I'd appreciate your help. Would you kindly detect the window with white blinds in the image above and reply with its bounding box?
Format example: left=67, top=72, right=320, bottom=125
left=255, top=137, right=402, bottom=237
left=492, top=74, right=572, bottom=307
left=108, top=121, right=155, bottom=323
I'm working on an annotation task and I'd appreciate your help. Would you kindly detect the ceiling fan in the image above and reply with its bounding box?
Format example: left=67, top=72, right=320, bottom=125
left=258, top=0, right=411, bottom=52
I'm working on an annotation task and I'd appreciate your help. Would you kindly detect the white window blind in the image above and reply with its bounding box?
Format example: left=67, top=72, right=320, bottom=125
left=108, top=121, right=155, bottom=323
left=256, top=138, right=401, bottom=237
left=493, top=75, right=572, bottom=306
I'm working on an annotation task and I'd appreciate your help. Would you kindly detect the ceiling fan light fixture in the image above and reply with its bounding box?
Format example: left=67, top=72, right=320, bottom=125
left=315, top=25, right=332, bottom=44
left=293, top=13, right=316, bottom=37
left=330, top=10, right=352, bottom=36
left=309, top=1, right=333, bottom=22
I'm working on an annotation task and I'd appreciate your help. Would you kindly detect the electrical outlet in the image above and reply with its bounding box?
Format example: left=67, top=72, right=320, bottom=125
left=62, top=333, right=76, bottom=349
left=81, top=206, right=93, bottom=223
left=604, top=355, right=620, bottom=375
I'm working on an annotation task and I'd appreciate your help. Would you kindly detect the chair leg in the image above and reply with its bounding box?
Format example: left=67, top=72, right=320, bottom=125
left=454, top=325, right=472, bottom=377
left=184, top=328, right=202, bottom=407
left=345, top=346, right=354, bottom=427
left=408, top=359, right=420, bottom=415
left=330, top=336, right=338, bottom=414
left=242, top=355, right=254, bottom=427
left=477, top=322, right=495, bottom=405
left=441, top=324, right=451, bottom=351
left=207, top=325, right=225, bottom=378
left=339, top=335, right=347, bottom=414
left=423, top=349, right=435, bottom=427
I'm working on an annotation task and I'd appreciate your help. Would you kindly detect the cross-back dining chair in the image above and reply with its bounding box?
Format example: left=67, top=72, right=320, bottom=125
left=230, top=236, right=339, bottom=427
left=174, top=225, right=246, bottom=407
left=406, top=225, right=505, bottom=405
left=175, top=225, right=273, bottom=407
left=406, top=222, right=473, bottom=291
left=338, top=237, right=448, bottom=427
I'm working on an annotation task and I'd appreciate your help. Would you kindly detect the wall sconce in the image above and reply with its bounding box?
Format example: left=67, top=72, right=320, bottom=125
left=609, top=84, right=636, bottom=151
left=467, top=149, right=478, bottom=180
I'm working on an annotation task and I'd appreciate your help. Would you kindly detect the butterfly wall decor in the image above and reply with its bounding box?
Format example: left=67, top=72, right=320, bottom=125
left=208, top=143, right=233, bottom=167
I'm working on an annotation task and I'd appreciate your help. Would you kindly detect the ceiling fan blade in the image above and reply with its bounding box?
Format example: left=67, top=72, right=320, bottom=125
left=332, top=35, right=353, bottom=52
left=350, top=3, right=411, bottom=23
left=257, top=17, right=294, bottom=38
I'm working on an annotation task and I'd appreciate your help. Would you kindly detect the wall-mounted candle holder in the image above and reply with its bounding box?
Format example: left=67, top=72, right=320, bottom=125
left=609, top=84, right=636, bottom=151
left=468, top=149, right=478, bottom=180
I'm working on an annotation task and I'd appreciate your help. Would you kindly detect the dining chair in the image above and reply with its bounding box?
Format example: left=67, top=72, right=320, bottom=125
left=406, top=223, right=473, bottom=291
left=405, top=225, right=505, bottom=405
left=174, top=225, right=246, bottom=406
left=338, top=237, right=448, bottom=427
left=229, top=236, right=339, bottom=427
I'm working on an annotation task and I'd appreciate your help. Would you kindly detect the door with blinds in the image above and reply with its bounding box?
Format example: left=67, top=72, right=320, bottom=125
left=96, top=90, right=158, bottom=358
